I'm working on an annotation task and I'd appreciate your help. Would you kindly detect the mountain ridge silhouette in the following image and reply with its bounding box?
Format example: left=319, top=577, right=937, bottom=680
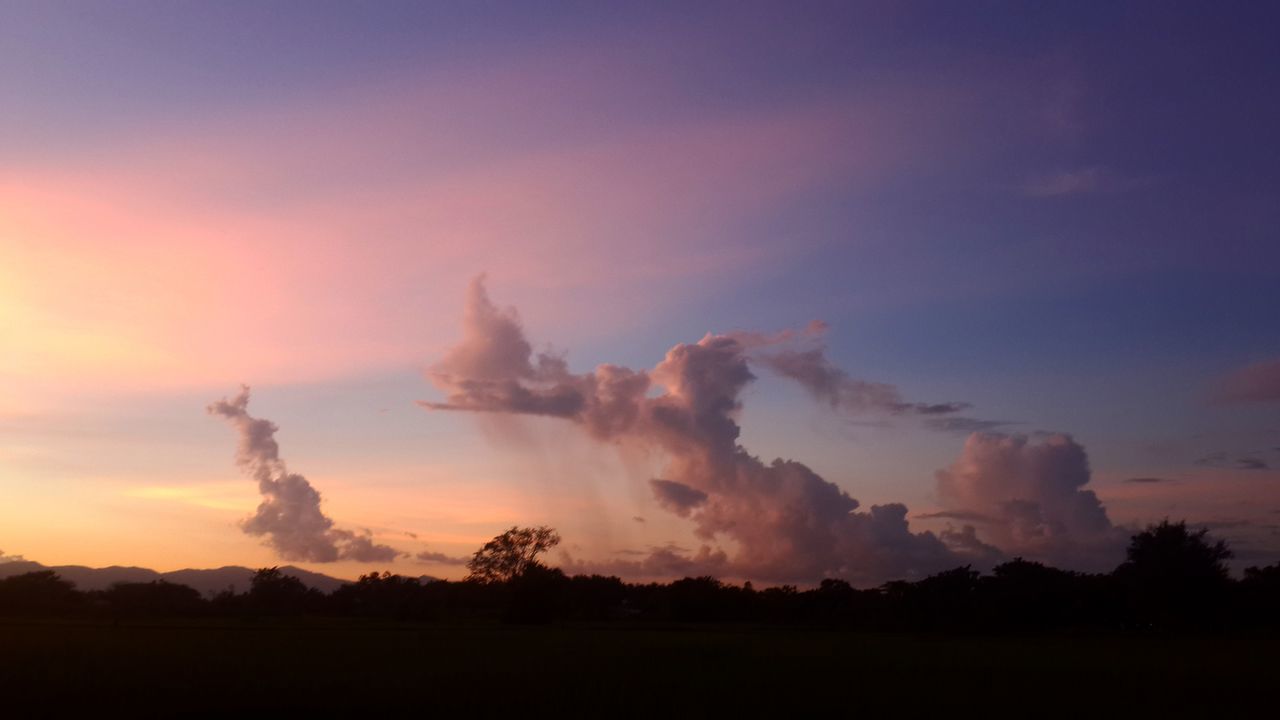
left=0, top=559, right=439, bottom=596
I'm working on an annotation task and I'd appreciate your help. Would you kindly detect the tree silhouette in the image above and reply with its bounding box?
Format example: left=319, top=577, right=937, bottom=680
left=0, top=571, right=80, bottom=615
left=1114, top=519, right=1232, bottom=629
left=101, top=580, right=206, bottom=617
left=981, top=559, right=1091, bottom=630
left=504, top=563, right=570, bottom=624
left=248, top=567, right=319, bottom=615
left=1239, top=562, right=1280, bottom=627
left=466, top=526, right=561, bottom=584
left=330, top=572, right=431, bottom=620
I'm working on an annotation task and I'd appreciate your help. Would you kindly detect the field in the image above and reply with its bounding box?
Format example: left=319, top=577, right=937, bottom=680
left=1, top=620, right=1272, bottom=715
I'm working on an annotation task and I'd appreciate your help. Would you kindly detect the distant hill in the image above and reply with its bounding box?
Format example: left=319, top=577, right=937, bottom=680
left=0, top=559, right=365, bottom=596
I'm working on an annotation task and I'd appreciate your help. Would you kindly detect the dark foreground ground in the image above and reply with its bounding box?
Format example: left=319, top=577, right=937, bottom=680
left=0, top=619, right=1272, bottom=716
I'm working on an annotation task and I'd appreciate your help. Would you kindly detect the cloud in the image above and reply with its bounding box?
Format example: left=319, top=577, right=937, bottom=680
left=208, top=386, right=400, bottom=563
left=423, top=277, right=962, bottom=584
left=1196, top=520, right=1254, bottom=531
left=938, top=525, right=1004, bottom=567
left=754, top=345, right=969, bottom=417
left=933, top=432, right=1125, bottom=571
left=1195, top=450, right=1271, bottom=471
left=923, top=417, right=1016, bottom=435
left=562, top=545, right=730, bottom=581
left=338, top=530, right=401, bottom=562
left=421, top=276, right=651, bottom=441
left=1212, top=358, right=1280, bottom=404
left=1022, top=166, right=1155, bottom=197
left=415, top=550, right=470, bottom=565
left=649, top=479, right=709, bottom=517
left=1236, top=457, right=1271, bottom=471
left=1194, top=451, right=1229, bottom=467
left=914, top=510, right=998, bottom=523
left=1124, top=476, right=1171, bottom=484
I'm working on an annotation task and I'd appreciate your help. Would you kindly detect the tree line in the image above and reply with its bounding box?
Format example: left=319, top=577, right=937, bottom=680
left=3, top=520, right=1278, bottom=631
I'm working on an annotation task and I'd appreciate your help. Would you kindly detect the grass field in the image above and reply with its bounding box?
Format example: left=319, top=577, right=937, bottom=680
left=1, top=619, right=1272, bottom=715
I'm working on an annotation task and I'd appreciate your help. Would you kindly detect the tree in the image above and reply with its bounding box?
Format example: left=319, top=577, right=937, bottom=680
left=247, top=567, right=317, bottom=614
left=980, top=559, right=1089, bottom=630
left=466, top=526, right=561, bottom=584
left=1114, top=519, right=1233, bottom=629
left=0, top=571, right=81, bottom=616
left=101, top=580, right=206, bottom=617
left=1118, top=519, right=1232, bottom=584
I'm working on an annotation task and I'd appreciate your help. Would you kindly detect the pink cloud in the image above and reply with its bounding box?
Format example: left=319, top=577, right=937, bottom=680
left=421, top=277, right=963, bottom=584
left=933, top=432, right=1126, bottom=571
left=208, top=385, right=399, bottom=563
left=1213, top=358, right=1280, bottom=404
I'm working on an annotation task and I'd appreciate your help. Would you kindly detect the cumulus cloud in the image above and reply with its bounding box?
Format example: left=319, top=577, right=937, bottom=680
left=938, top=525, right=1003, bottom=567
left=649, top=479, right=709, bottom=517
left=421, top=276, right=651, bottom=440
left=1212, top=358, right=1280, bottom=404
left=933, top=433, right=1125, bottom=571
left=208, top=386, right=399, bottom=563
left=423, top=277, right=962, bottom=584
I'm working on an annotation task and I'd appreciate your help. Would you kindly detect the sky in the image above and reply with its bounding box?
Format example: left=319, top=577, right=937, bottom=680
left=2, top=1, right=1278, bottom=584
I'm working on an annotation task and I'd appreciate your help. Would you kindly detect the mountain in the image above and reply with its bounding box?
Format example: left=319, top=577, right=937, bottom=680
left=0, top=559, right=354, bottom=596
left=161, top=565, right=349, bottom=596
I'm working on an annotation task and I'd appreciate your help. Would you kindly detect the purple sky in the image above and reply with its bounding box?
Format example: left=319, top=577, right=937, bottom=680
left=2, top=2, right=1278, bottom=582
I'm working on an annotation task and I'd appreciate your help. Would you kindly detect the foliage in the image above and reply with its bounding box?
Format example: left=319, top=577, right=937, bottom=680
left=465, top=525, right=561, bottom=584
left=0, top=570, right=81, bottom=615
left=1115, top=519, right=1234, bottom=629
left=246, top=566, right=324, bottom=615
left=99, top=580, right=206, bottom=617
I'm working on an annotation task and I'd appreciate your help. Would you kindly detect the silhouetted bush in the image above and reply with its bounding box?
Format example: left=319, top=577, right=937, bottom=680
left=977, top=559, right=1107, bottom=631
left=98, top=581, right=207, bottom=618
left=330, top=572, right=435, bottom=621
left=0, top=571, right=82, bottom=616
left=565, top=574, right=628, bottom=621
left=1237, top=562, right=1280, bottom=628
left=244, top=567, right=325, bottom=616
left=503, top=563, right=570, bottom=624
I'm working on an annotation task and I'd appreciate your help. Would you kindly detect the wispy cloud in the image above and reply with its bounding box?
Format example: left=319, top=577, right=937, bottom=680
left=1195, top=451, right=1271, bottom=471
left=922, top=417, right=1016, bottom=435
left=1022, top=166, right=1156, bottom=197
left=414, top=550, right=469, bottom=566
left=1212, top=358, right=1280, bottom=404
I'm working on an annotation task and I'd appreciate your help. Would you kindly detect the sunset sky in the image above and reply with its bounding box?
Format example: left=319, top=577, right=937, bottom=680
left=3, top=2, right=1278, bottom=584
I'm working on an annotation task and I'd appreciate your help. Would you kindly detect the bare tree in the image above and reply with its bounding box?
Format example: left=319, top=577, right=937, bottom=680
left=466, top=526, right=561, bottom=583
